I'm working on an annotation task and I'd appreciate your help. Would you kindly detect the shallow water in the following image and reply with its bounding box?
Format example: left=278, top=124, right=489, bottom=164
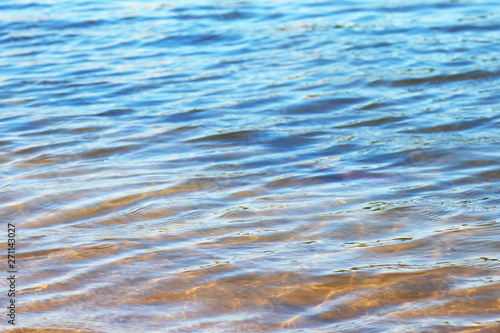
left=1, top=0, right=500, bottom=332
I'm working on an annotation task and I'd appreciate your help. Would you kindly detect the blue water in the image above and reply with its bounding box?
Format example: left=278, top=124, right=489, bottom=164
left=1, top=1, right=500, bottom=332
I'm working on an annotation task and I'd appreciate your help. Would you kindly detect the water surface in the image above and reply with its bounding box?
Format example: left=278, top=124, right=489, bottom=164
left=1, top=0, right=500, bottom=332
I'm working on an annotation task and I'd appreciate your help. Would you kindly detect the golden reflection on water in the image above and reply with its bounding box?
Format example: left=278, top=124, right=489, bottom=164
left=6, top=162, right=500, bottom=332
left=12, top=194, right=500, bottom=332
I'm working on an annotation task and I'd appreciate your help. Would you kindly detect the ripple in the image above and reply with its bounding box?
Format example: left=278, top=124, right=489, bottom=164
left=2, top=0, right=500, bottom=331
